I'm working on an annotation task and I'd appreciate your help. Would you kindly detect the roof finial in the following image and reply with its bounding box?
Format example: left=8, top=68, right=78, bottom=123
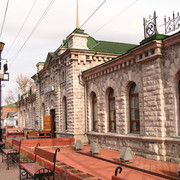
left=76, top=0, right=80, bottom=29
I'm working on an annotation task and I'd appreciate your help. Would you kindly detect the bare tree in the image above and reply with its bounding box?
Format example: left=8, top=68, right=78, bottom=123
left=4, top=74, right=36, bottom=105
left=4, top=90, right=17, bottom=105
left=16, top=74, right=35, bottom=94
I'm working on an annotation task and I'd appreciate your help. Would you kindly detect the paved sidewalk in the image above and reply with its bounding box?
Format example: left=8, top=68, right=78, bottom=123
left=0, top=154, right=19, bottom=180
left=0, top=145, right=179, bottom=180
left=46, top=145, right=179, bottom=180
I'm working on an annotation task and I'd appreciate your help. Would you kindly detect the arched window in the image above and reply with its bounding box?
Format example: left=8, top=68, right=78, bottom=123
left=92, top=92, right=98, bottom=131
left=109, top=88, right=116, bottom=132
left=63, top=96, right=68, bottom=130
left=129, top=83, right=140, bottom=133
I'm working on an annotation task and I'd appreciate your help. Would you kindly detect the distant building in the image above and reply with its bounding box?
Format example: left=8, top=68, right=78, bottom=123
left=2, top=112, right=18, bottom=128
left=16, top=93, right=36, bottom=129
left=1, top=104, right=18, bottom=128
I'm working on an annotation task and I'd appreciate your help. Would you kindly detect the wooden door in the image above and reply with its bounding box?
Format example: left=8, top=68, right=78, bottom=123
left=43, top=115, right=53, bottom=137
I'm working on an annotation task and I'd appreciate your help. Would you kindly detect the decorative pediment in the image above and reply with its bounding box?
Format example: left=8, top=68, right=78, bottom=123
left=44, top=52, right=59, bottom=70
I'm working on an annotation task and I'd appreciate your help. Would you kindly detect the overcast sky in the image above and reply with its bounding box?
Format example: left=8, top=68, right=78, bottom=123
left=0, top=0, right=179, bottom=105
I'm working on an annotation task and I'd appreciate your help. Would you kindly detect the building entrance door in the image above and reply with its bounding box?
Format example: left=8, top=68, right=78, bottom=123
left=43, top=109, right=56, bottom=138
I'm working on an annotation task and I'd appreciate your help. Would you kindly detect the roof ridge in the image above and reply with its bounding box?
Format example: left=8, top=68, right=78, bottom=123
left=97, top=40, right=137, bottom=45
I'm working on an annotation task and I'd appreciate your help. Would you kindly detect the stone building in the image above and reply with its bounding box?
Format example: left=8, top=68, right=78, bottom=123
left=17, top=28, right=136, bottom=138
left=17, top=92, right=36, bottom=129
left=16, top=27, right=180, bottom=161
left=83, top=32, right=180, bottom=162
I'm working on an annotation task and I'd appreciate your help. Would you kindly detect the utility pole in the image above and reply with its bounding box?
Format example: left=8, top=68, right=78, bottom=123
left=0, top=42, right=5, bottom=142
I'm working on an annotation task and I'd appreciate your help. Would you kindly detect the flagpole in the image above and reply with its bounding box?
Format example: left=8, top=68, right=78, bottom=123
left=76, top=0, right=80, bottom=29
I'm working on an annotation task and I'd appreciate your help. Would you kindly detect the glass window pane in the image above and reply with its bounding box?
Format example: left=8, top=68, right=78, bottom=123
left=109, top=89, right=115, bottom=98
left=130, top=108, right=135, bottom=120
left=131, top=122, right=140, bottom=132
left=131, top=122, right=136, bottom=131
left=109, top=88, right=116, bottom=132
left=134, top=96, right=139, bottom=108
left=111, top=122, right=115, bottom=131
left=110, top=111, right=114, bottom=120
left=94, top=121, right=98, bottom=131
left=130, top=98, right=134, bottom=108
left=134, top=85, right=138, bottom=93
left=92, top=92, right=98, bottom=131
left=130, top=83, right=140, bottom=133
left=93, top=102, right=97, bottom=119
left=93, top=94, right=97, bottom=102
left=110, top=100, right=115, bottom=110
left=130, top=83, right=138, bottom=94
left=114, top=110, right=116, bottom=121
left=135, top=108, right=139, bottom=120
left=136, top=122, right=140, bottom=131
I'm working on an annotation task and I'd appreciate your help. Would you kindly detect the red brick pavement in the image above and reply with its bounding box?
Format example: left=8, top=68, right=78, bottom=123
left=1, top=139, right=179, bottom=180
left=44, top=145, right=179, bottom=180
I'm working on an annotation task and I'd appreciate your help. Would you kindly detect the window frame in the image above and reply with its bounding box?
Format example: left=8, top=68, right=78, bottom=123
left=129, top=83, right=140, bottom=133
left=108, top=88, right=116, bottom=132
left=92, top=92, right=98, bottom=132
left=63, top=96, right=68, bottom=131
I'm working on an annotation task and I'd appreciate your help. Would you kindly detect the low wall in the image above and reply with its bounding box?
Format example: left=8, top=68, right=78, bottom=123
left=21, top=137, right=75, bottom=147
left=11, top=137, right=99, bottom=180
left=88, top=133, right=180, bottom=163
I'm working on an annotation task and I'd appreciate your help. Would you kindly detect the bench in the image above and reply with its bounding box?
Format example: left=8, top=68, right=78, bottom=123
left=26, top=130, right=51, bottom=139
left=2, top=139, right=21, bottom=170
left=6, top=128, right=24, bottom=139
left=19, top=147, right=60, bottom=180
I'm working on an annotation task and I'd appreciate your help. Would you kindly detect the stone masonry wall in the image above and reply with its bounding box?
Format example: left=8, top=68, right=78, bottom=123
left=163, top=44, right=180, bottom=137
left=86, top=41, right=180, bottom=162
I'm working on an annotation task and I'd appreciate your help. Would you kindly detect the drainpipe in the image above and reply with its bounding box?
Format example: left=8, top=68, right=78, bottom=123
left=59, top=58, right=67, bottom=131
left=79, top=72, right=87, bottom=134
left=59, top=59, right=67, bottom=95
left=36, top=73, right=41, bottom=130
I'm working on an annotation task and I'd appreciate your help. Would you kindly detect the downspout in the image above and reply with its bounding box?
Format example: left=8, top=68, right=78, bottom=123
left=79, top=72, right=87, bottom=134
left=36, top=73, right=41, bottom=130
left=59, top=58, right=67, bottom=95
left=59, top=58, right=67, bottom=131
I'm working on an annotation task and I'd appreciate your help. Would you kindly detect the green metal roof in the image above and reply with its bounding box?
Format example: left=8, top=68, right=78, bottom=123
left=140, top=33, right=169, bottom=45
left=73, top=28, right=88, bottom=35
left=60, top=29, right=137, bottom=54
left=49, top=52, right=59, bottom=60
left=88, top=36, right=137, bottom=54
left=3, top=103, right=16, bottom=107
left=61, top=40, right=68, bottom=48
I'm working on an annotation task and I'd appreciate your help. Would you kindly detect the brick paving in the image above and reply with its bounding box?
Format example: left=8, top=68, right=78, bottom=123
left=46, top=145, right=179, bottom=180
left=0, top=153, right=19, bottom=180
left=0, top=144, right=179, bottom=180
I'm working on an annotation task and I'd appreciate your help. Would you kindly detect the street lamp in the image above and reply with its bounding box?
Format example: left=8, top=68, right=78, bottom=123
left=0, top=42, right=5, bottom=142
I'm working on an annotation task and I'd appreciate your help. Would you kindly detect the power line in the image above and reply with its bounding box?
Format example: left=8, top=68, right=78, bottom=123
left=4, top=0, right=37, bottom=57
left=80, top=0, right=106, bottom=29
left=0, top=0, right=10, bottom=39
left=9, top=0, right=56, bottom=67
left=92, top=0, right=139, bottom=36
